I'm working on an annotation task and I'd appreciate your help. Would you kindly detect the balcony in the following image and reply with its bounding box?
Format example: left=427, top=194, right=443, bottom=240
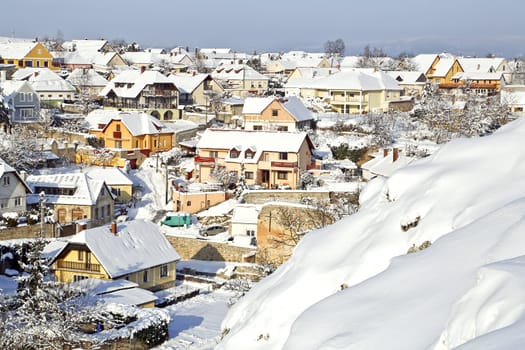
left=194, top=156, right=216, bottom=166
left=271, top=161, right=298, bottom=169
left=113, top=131, right=122, bottom=138
left=57, top=260, right=101, bottom=273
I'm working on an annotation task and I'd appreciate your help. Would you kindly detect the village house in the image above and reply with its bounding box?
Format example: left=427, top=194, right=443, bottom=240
left=194, top=129, right=315, bottom=190
left=0, top=40, right=58, bottom=70
left=287, top=69, right=404, bottom=114
left=86, top=167, right=134, bottom=203
left=99, top=67, right=180, bottom=120
left=66, top=68, right=109, bottom=100
left=211, top=64, right=269, bottom=97
left=25, top=172, right=115, bottom=228
left=11, top=68, right=76, bottom=104
left=386, top=71, right=428, bottom=98
left=0, top=80, right=41, bottom=123
left=413, top=53, right=464, bottom=88
left=168, top=72, right=224, bottom=106
left=172, top=182, right=227, bottom=214
left=241, top=96, right=315, bottom=131
left=0, top=158, right=32, bottom=216
left=266, top=56, right=332, bottom=79
left=49, top=219, right=181, bottom=297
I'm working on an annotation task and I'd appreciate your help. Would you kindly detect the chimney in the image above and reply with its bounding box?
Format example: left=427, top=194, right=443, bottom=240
left=110, top=221, right=117, bottom=235
left=192, top=71, right=196, bottom=76
left=393, top=148, right=399, bottom=162
left=383, top=149, right=388, bottom=157
left=19, top=170, right=27, bottom=181
left=140, top=66, right=146, bottom=74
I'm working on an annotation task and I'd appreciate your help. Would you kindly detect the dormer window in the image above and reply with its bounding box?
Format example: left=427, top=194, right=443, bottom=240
left=245, top=151, right=254, bottom=159
left=230, top=150, right=239, bottom=159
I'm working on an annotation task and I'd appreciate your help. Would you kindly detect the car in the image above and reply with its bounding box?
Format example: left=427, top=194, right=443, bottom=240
left=199, top=224, right=227, bottom=236
left=161, top=213, right=192, bottom=227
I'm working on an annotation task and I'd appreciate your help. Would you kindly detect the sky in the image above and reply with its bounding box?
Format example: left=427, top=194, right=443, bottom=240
left=2, top=0, right=525, bottom=57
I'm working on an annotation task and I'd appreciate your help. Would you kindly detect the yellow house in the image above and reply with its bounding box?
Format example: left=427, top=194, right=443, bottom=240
left=0, top=41, right=58, bottom=70
left=242, top=96, right=315, bottom=131
left=195, top=129, right=315, bottom=190
left=413, top=53, right=464, bottom=87
left=26, top=172, right=115, bottom=227
left=50, top=220, right=181, bottom=294
left=87, top=110, right=174, bottom=154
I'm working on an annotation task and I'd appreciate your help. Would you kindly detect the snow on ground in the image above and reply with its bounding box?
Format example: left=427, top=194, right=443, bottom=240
left=153, top=288, right=235, bottom=350
left=217, top=117, right=525, bottom=350
left=0, top=274, right=17, bottom=295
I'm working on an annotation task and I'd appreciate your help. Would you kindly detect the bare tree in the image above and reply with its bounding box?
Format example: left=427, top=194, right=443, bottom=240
left=324, top=39, right=346, bottom=57
left=356, top=45, right=388, bottom=69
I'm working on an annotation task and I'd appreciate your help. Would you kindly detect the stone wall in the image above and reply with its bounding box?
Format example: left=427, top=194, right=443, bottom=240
left=0, top=223, right=63, bottom=240
left=166, top=235, right=256, bottom=262
left=241, top=190, right=331, bottom=205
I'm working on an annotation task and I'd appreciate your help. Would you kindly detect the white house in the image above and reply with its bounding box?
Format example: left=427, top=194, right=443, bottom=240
left=231, top=204, right=260, bottom=246
left=0, top=157, right=32, bottom=215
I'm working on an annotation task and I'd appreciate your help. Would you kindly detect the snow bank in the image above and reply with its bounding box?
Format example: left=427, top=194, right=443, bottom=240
left=218, top=117, right=525, bottom=350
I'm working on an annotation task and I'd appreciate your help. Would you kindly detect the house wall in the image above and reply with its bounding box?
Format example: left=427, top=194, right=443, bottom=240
left=243, top=99, right=297, bottom=131
left=123, top=262, right=176, bottom=291
left=110, top=184, right=133, bottom=203
left=0, top=43, right=56, bottom=70
left=9, top=85, right=41, bottom=123
left=173, top=190, right=227, bottom=214
left=53, top=247, right=109, bottom=283
left=191, top=80, right=224, bottom=106
left=0, top=172, right=28, bottom=215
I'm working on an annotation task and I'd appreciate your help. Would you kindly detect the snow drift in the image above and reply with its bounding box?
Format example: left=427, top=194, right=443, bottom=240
left=217, top=117, right=525, bottom=350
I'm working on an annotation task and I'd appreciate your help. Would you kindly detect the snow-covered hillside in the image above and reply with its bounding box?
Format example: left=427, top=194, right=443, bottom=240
left=217, top=117, right=525, bottom=350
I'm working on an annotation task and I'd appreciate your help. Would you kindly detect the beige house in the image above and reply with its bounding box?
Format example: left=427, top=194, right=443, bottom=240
left=212, top=64, right=269, bottom=97
left=169, top=72, right=224, bottom=106
left=242, top=96, right=314, bottom=131
left=172, top=189, right=227, bottom=214
left=194, top=129, right=315, bottom=189
left=86, top=167, right=134, bottom=203
left=287, top=69, right=404, bottom=113
left=26, top=172, right=115, bottom=228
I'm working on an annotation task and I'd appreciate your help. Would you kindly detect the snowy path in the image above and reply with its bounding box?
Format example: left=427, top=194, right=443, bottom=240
left=127, top=159, right=173, bottom=221
left=153, top=290, right=234, bottom=350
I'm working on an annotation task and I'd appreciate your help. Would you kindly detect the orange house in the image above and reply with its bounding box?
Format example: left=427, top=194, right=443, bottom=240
left=87, top=110, right=174, bottom=154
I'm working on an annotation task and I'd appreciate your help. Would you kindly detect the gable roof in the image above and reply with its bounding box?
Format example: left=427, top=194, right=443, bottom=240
left=66, top=219, right=180, bottom=278
left=0, top=42, right=41, bottom=59
left=279, top=96, right=313, bottom=122
left=412, top=54, right=439, bottom=74
left=432, top=57, right=458, bottom=77
left=212, top=64, right=269, bottom=81
left=86, top=110, right=174, bottom=136
left=0, top=157, right=32, bottom=193
left=25, top=172, right=111, bottom=206
left=86, top=167, right=133, bottom=186
left=304, top=69, right=402, bottom=91
left=12, top=68, right=76, bottom=93
left=386, top=71, right=427, bottom=84
left=168, top=73, right=210, bottom=94
left=242, top=97, right=274, bottom=114
left=67, top=68, right=108, bottom=87
left=99, top=69, right=177, bottom=98
left=197, top=129, right=313, bottom=163
left=457, top=57, right=507, bottom=73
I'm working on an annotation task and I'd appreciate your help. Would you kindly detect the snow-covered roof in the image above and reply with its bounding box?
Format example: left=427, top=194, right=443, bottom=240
left=231, top=204, right=260, bottom=225
left=168, top=73, right=210, bottom=94
left=66, top=68, right=108, bottom=87
left=86, top=167, right=133, bottom=186
left=12, top=68, right=76, bottom=93
left=0, top=42, right=40, bottom=59
left=197, top=129, right=312, bottom=164
left=280, top=96, right=314, bottom=122
left=63, top=39, right=108, bottom=53
left=212, top=64, right=269, bottom=81
left=0, top=80, right=35, bottom=103
left=412, top=54, right=439, bottom=73
left=25, top=172, right=109, bottom=206
left=241, top=97, right=274, bottom=114
left=457, top=57, right=507, bottom=73
left=74, top=278, right=158, bottom=306
left=99, top=69, right=177, bottom=98
left=67, top=219, right=181, bottom=278
left=451, top=71, right=504, bottom=81
left=301, top=69, right=402, bottom=91
left=361, top=149, right=416, bottom=178
left=432, top=57, right=457, bottom=77
left=86, top=109, right=174, bottom=136
left=0, top=157, right=17, bottom=177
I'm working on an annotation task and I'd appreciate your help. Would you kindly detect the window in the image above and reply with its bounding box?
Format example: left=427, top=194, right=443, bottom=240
left=279, top=152, right=288, bottom=160
left=253, top=125, right=263, bottom=130
left=245, top=171, right=254, bottom=179
left=116, top=124, right=121, bottom=132
left=27, top=93, right=33, bottom=102
left=107, top=205, right=111, bottom=217
left=245, top=151, right=254, bottom=159
left=210, top=151, right=218, bottom=158
left=95, top=207, right=99, bottom=219
left=21, top=109, right=33, bottom=119
left=230, top=150, right=239, bottom=158
left=246, top=229, right=255, bottom=237
left=25, top=60, right=33, bottom=67
left=143, top=269, right=149, bottom=283
left=19, top=93, right=25, bottom=102
left=272, top=109, right=279, bottom=117
left=186, top=200, right=191, bottom=206
left=0, top=201, right=6, bottom=209
left=160, top=264, right=168, bottom=278
left=277, top=126, right=288, bottom=131
left=115, top=141, right=122, bottom=148
left=263, top=153, right=270, bottom=161
left=78, top=250, right=84, bottom=261
left=73, top=275, right=88, bottom=282
left=2, top=176, right=10, bottom=186
left=278, top=171, right=288, bottom=180
left=14, top=197, right=21, bottom=206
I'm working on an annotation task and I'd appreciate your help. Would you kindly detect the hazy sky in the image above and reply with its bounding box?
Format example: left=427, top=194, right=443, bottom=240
left=3, top=0, right=525, bottom=57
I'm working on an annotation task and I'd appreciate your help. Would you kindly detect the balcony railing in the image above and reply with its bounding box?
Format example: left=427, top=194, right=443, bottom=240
left=113, top=131, right=122, bottom=138
left=195, top=156, right=216, bottom=165
left=57, top=260, right=101, bottom=273
left=271, top=161, right=298, bottom=168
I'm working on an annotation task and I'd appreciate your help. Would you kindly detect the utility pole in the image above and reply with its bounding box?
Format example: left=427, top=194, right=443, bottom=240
left=39, top=191, right=45, bottom=238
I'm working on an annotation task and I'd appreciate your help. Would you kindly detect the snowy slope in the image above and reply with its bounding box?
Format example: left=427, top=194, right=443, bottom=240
left=217, top=117, right=525, bottom=350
